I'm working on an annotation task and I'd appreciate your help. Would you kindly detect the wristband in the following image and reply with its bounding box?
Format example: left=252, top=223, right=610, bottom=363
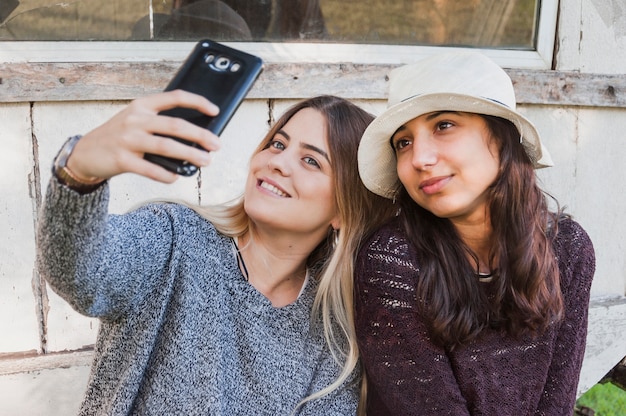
left=53, top=135, right=104, bottom=194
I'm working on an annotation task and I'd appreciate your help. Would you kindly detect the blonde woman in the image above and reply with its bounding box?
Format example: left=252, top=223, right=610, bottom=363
left=37, top=92, right=395, bottom=415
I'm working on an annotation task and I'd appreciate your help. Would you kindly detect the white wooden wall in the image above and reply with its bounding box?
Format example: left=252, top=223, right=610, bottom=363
left=1, top=0, right=625, bottom=414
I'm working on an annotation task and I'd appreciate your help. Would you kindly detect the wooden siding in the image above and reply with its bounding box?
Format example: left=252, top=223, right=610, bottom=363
left=1, top=62, right=625, bottom=108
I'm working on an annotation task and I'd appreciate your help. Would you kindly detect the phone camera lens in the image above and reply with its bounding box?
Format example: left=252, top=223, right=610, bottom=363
left=204, top=53, right=215, bottom=64
left=230, top=62, right=241, bottom=72
left=215, top=56, right=230, bottom=70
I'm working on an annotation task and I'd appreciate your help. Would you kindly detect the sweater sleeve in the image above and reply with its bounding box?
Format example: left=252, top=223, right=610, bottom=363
left=535, top=219, right=596, bottom=415
left=354, top=222, right=470, bottom=415
left=36, top=176, right=179, bottom=320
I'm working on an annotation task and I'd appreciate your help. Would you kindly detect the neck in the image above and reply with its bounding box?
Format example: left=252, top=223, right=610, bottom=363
left=236, top=228, right=313, bottom=307
left=453, top=218, right=493, bottom=274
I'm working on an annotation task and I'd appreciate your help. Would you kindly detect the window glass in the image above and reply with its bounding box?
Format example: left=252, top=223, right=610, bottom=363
left=1, top=0, right=538, bottom=49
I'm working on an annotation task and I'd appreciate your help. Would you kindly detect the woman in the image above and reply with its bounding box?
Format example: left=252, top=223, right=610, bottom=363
left=354, top=52, right=595, bottom=415
left=36, top=92, right=395, bottom=415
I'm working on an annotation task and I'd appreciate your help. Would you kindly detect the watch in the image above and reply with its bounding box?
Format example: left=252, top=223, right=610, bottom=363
left=53, top=135, right=104, bottom=194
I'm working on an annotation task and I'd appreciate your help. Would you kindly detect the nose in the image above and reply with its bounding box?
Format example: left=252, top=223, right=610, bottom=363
left=410, top=131, right=438, bottom=170
left=267, top=148, right=292, bottom=176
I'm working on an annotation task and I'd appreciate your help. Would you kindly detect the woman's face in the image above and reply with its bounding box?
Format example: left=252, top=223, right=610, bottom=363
left=244, top=107, right=340, bottom=237
left=392, top=111, right=500, bottom=225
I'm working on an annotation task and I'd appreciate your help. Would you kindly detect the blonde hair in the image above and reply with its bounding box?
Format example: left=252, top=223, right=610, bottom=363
left=192, top=96, right=396, bottom=410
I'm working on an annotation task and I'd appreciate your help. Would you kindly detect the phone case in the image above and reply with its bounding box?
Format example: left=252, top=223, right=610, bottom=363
left=144, top=39, right=263, bottom=176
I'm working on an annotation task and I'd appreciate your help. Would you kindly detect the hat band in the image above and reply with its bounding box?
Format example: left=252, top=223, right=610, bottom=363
left=398, top=93, right=512, bottom=109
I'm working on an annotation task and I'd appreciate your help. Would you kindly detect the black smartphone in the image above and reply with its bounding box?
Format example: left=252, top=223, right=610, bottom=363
left=144, top=39, right=263, bottom=176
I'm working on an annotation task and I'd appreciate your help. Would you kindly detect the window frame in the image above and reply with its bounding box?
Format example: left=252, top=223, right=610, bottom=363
left=0, top=0, right=558, bottom=69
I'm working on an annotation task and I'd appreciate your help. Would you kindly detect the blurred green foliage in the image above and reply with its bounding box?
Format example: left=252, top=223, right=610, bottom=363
left=576, top=382, right=626, bottom=416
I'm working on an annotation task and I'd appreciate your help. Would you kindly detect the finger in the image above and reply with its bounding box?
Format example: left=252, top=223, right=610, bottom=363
left=63, top=91, right=221, bottom=181
left=135, top=89, right=220, bottom=117
left=142, top=113, right=222, bottom=152
left=121, top=154, right=181, bottom=184
left=78, top=116, right=217, bottom=178
left=140, top=133, right=214, bottom=167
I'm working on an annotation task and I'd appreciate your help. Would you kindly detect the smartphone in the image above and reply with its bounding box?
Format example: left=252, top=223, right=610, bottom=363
left=144, top=39, right=263, bottom=176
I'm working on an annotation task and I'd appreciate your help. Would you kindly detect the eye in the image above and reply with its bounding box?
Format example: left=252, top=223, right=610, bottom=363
left=266, top=138, right=286, bottom=151
left=435, top=121, right=454, bottom=131
left=392, top=137, right=412, bottom=152
left=303, top=156, right=321, bottom=169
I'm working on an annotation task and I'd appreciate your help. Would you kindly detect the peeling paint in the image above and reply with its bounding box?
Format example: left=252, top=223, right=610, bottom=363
left=267, top=99, right=275, bottom=128
left=28, top=102, right=49, bottom=354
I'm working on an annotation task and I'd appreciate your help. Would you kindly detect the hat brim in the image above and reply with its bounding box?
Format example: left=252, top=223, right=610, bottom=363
left=358, top=93, right=554, bottom=199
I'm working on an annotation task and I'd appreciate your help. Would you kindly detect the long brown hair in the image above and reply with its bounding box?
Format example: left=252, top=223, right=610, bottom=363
left=194, top=96, right=396, bottom=405
left=397, top=115, right=564, bottom=348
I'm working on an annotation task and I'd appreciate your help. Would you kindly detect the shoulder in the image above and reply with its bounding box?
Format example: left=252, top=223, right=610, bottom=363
left=359, top=216, right=410, bottom=258
left=140, top=202, right=217, bottom=234
left=141, top=201, right=201, bottom=220
left=555, top=216, right=593, bottom=246
left=356, top=216, right=419, bottom=280
left=553, top=216, right=595, bottom=262
left=552, top=216, right=596, bottom=293
left=127, top=202, right=225, bottom=251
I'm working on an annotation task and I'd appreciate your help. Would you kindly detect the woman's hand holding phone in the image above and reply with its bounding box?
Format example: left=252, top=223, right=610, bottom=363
left=66, top=90, right=221, bottom=184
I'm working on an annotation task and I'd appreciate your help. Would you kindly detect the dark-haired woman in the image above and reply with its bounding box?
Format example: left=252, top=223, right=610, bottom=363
left=354, top=51, right=595, bottom=415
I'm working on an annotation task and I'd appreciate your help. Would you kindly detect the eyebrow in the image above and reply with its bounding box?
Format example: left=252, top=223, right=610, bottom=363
left=425, top=111, right=462, bottom=120
left=389, top=125, right=407, bottom=147
left=276, top=129, right=331, bottom=163
left=391, top=125, right=407, bottom=137
left=390, top=111, right=463, bottom=143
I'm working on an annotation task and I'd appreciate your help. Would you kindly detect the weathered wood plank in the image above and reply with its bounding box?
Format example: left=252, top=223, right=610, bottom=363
left=0, top=349, right=93, bottom=375
left=508, top=69, right=626, bottom=108
left=1, top=62, right=625, bottom=108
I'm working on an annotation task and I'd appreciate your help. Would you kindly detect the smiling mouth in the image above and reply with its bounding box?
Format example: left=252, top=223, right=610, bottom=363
left=259, top=180, right=290, bottom=197
left=419, top=176, right=451, bottom=195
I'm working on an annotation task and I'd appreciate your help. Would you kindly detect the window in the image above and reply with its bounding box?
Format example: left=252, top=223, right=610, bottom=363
left=1, top=0, right=557, bottom=68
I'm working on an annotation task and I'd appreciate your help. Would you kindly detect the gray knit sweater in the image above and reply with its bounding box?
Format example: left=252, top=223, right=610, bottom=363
left=36, top=178, right=359, bottom=416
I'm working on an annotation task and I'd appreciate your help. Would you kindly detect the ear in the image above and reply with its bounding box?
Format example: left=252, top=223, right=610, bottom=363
left=330, top=216, right=341, bottom=231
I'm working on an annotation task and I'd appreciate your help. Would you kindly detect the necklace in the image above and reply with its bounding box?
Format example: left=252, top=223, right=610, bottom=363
left=232, top=238, right=249, bottom=281
left=475, top=269, right=497, bottom=282
left=232, top=237, right=309, bottom=288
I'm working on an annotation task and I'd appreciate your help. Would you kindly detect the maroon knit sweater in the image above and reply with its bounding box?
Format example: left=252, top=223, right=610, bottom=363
left=354, top=217, right=595, bottom=416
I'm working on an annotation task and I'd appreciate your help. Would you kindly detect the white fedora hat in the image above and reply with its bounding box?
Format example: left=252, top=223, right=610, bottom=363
left=358, top=51, right=554, bottom=199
